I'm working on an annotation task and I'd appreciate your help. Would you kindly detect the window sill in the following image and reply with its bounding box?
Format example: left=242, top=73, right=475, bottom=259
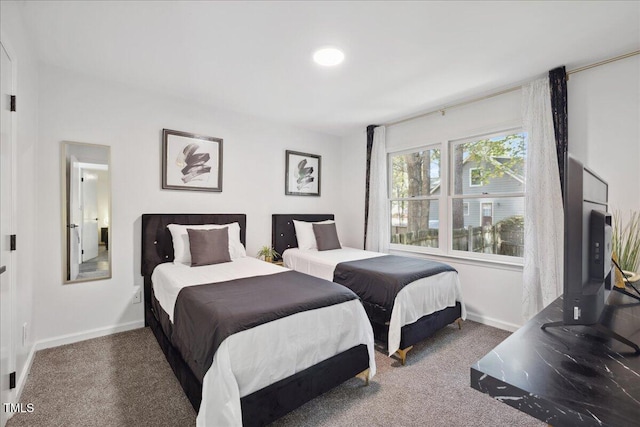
left=388, top=246, right=524, bottom=272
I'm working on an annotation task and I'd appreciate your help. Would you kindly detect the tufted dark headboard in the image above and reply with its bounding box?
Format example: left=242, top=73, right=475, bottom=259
left=271, top=214, right=334, bottom=261
left=141, top=213, right=247, bottom=277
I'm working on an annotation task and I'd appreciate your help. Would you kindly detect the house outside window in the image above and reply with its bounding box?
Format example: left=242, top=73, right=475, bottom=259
left=389, top=130, right=526, bottom=262
left=451, top=131, right=526, bottom=259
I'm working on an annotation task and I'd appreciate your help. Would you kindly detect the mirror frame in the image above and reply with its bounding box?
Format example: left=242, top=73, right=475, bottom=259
left=61, top=141, right=112, bottom=284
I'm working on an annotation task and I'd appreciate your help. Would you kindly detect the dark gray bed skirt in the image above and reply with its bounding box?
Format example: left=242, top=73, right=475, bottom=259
left=368, top=302, right=463, bottom=350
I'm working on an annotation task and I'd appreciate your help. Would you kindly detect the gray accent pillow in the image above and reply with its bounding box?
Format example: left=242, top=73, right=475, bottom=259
left=187, top=227, right=232, bottom=266
left=312, top=223, right=342, bottom=251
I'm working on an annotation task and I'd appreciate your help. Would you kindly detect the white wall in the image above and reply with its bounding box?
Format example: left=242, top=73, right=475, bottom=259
left=340, top=61, right=640, bottom=331
left=337, top=129, right=367, bottom=249
left=568, top=56, right=640, bottom=220
left=0, top=0, right=39, bottom=400
left=34, top=64, right=343, bottom=345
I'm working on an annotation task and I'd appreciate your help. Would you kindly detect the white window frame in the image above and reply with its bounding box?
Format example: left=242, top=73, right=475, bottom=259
left=387, top=127, right=525, bottom=265
left=388, top=144, right=444, bottom=255
left=463, top=202, right=469, bottom=216
left=469, top=167, right=483, bottom=187
left=448, top=128, right=525, bottom=263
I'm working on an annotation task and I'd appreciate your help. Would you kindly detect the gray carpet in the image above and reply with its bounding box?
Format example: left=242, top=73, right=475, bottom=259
left=8, top=321, right=544, bottom=427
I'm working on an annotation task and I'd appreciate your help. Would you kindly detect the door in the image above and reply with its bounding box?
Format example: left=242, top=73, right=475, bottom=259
left=68, top=156, right=81, bottom=280
left=81, top=169, right=99, bottom=261
left=481, top=202, right=493, bottom=227
left=1, top=41, right=15, bottom=427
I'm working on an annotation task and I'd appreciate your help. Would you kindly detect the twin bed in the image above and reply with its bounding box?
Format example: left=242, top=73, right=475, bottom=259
left=141, top=214, right=374, bottom=426
left=272, top=214, right=466, bottom=364
left=141, top=212, right=465, bottom=426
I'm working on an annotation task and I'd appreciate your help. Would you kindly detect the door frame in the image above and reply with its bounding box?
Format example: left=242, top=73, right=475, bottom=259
left=80, top=168, right=99, bottom=262
left=1, top=35, right=18, bottom=425
left=68, top=155, right=81, bottom=280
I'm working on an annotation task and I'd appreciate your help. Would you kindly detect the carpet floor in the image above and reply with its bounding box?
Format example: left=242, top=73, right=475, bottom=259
left=7, top=321, right=544, bottom=426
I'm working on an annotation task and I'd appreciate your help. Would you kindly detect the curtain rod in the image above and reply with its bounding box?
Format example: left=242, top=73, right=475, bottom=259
left=567, top=50, right=639, bottom=77
left=385, top=50, right=640, bottom=128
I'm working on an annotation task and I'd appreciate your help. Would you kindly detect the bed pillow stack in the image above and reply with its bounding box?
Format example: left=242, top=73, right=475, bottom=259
left=312, top=223, right=342, bottom=251
left=167, top=222, right=246, bottom=266
left=293, top=219, right=341, bottom=251
left=187, top=228, right=232, bottom=266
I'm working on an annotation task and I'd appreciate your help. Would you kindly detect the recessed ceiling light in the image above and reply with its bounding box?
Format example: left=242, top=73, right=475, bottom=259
left=313, top=47, right=345, bottom=67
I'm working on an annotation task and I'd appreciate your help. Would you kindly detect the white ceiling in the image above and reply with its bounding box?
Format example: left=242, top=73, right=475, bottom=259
left=20, top=1, right=640, bottom=137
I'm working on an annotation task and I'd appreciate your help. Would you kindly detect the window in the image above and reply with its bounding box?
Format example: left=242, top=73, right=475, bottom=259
left=389, top=147, right=440, bottom=248
left=451, top=131, right=526, bottom=258
left=469, top=168, right=482, bottom=186
left=389, top=130, right=526, bottom=261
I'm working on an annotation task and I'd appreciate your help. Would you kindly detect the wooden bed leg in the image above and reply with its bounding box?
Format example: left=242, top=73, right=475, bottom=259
left=396, top=346, right=413, bottom=366
left=356, top=369, right=370, bottom=386
left=456, top=318, right=463, bottom=330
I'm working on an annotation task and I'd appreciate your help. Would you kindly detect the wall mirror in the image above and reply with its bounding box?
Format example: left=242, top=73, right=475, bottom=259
left=61, top=141, right=111, bottom=284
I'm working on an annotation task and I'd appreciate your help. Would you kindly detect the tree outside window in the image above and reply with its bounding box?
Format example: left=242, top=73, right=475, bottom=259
left=390, top=148, right=440, bottom=248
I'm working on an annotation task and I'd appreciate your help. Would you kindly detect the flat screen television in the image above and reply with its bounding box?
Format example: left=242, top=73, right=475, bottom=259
left=562, top=154, right=612, bottom=325
left=542, top=154, right=639, bottom=353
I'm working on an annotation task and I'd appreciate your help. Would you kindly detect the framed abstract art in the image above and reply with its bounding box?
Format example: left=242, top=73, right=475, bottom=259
left=162, top=129, right=223, bottom=192
left=285, top=150, right=321, bottom=196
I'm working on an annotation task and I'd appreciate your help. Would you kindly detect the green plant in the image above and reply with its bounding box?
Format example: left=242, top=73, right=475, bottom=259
left=612, top=210, right=640, bottom=273
left=256, top=246, right=280, bottom=261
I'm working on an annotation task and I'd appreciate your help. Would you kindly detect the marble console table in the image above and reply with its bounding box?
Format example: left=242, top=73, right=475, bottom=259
left=471, top=290, right=640, bottom=427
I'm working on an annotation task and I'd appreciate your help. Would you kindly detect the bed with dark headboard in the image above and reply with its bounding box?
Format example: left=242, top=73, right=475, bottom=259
left=272, top=214, right=463, bottom=364
left=272, top=214, right=335, bottom=259
left=141, top=213, right=371, bottom=426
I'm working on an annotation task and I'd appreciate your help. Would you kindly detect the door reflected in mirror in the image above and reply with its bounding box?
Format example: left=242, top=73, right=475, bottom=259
left=62, top=142, right=111, bottom=284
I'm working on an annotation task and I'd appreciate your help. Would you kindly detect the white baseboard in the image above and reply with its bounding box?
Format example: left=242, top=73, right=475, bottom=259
left=466, top=311, right=521, bottom=332
left=15, top=343, right=36, bottom=401
left=34, top=320, right=145, bottom=351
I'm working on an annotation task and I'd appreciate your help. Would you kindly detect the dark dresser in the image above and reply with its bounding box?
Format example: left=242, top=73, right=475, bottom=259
left=471, top=291, right=640, bottom=427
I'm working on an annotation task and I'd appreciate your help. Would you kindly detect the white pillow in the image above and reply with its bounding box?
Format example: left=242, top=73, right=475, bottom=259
left=293, top=219, right=335, bottom=250
left=167, top=222, right=246, bottom=265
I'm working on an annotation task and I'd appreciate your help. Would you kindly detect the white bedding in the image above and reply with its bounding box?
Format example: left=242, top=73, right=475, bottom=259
left=152, top=257, right=284, bottom=322
left=151, top=257, right=376, bottom=427
left=283, top=247, right=466, bottom=356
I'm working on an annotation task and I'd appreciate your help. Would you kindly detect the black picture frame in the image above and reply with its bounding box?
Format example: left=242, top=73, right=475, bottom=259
left=285, top=150, right=321, bottom=196
left=162, top=129, right=223, bottom=192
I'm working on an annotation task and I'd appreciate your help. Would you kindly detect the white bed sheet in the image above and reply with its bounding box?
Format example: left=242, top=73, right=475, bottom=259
left=152, top=257, right=284, bottom=322
left=283, top=247, right=466, bottom=356
left=151, top=257, right=375, bottom=427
